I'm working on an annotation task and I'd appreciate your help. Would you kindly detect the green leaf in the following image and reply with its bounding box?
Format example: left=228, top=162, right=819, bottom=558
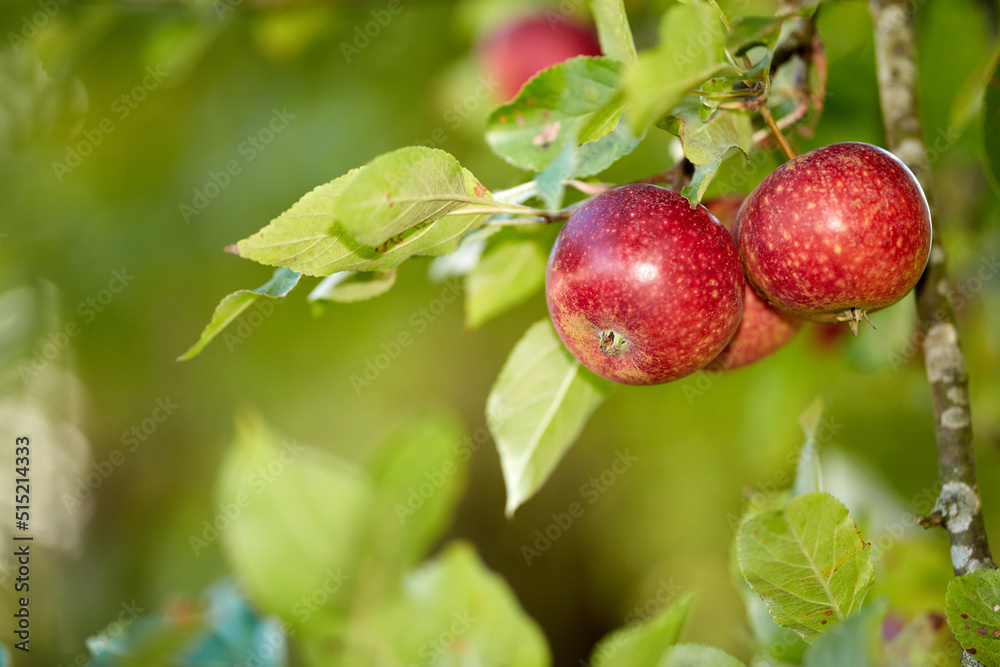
left=668, top=105, right=753, bottom=166
left=576, top=112, right=644, bottom=177
left=793, top=396, right=825, bottom=497
left=624, top=2, right=729, bottom=132
left=801, top=600, right=887, bottom=667
left=658, top=644, right=746, bottom=666
left=465, top=229, right=551, bottom=331
left=589, top=0, right=637, bottom=64
left=485, top=57, right=627, bottom=173
left=178, top=267, right=301, bottom=361
left=536, top=139, right=578, bottom=212
left=235, top=169, right=491, bottom=277
left=681, top=158, right=722, bottom=206
left=354, top=542, right=551, bottom=666
left=216, top=412, right=372, bottom=627
left=487, top=319, right=614, bottom=516
left=945, top=569, right=1000, bottom=664
left=307, top=269, right=397, bottom=307
left=727, top=15, right=785, bottom=55
left=982, top=57, right=1000, bottom=199
left=337, top=146, right=486, bottom=246
left=589, top=596, right=693, bottom=666
left=950, top=41, right=1000, bottom=133
left=361, top=412, right=469, bottom=598
left=737, top=492, right=874, bottom=644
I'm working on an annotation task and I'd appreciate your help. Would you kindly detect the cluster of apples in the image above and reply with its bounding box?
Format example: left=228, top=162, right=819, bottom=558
left=545, top=142, right=933, bottom=385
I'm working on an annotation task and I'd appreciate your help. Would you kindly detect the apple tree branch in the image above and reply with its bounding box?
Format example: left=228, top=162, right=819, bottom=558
left=868, top=0, right=995, bottom=585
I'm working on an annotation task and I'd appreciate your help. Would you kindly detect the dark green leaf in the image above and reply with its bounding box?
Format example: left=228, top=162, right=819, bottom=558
left=951, top=42, right=1000, bottom=132
left=178, top=267, right=301, bottom=361
left=982, top=57, right=1000, bottom=198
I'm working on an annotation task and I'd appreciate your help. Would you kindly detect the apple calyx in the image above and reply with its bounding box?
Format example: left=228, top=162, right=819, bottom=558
left=835, top=307, right=877, bottom=336
left=598, top=330, right=629, bottom=356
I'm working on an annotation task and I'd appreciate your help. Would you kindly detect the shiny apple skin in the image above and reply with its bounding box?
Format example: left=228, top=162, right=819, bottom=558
left=545, top=184, right=744, bottom=385
left=737, top=142, right=932, bottom=324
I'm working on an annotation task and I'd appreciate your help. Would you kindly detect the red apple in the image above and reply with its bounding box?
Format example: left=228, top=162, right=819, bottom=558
left=545, top=184, right=744, bottom=385
left=703, top=195, right=803, bottom=371
left=737, top=142, right=932, bottom=332
left=478, top=16, right=602, bottom=101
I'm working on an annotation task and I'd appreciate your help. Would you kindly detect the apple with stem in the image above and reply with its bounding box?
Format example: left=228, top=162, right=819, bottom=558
left=478, top=15, right=602, bottom=101
left=703, top=195, right=803, bottom=371
left=737, top=142, right=932, bottom=333
left=546, top=184, right=744, bottom=385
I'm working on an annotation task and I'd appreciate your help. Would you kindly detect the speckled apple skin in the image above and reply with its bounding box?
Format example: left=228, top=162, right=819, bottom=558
left=704, top=195, right=803, bottom=371
left=545, top=184, right=745, bottom=385
left=737, top=142, right=932, bottom=322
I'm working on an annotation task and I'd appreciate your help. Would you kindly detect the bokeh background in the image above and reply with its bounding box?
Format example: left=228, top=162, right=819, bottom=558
left=0, top=0, right=998, bottom=664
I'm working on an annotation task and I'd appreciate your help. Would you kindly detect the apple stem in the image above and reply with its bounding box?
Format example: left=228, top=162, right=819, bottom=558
left=759, top=103, right=797, bottom=161
left=598, top=330, right=629, bottom=356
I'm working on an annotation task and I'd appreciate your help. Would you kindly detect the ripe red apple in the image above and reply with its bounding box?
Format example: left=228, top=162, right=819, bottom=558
left=703, top=195, right=803, bottom=371
left=478, top=16, right=602, bottom=101
left=737, top=142, right=932, bottom=332
left=545, top=184, right=744, bottom=385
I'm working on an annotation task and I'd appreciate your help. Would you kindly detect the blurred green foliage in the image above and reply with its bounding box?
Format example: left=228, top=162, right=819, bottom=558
left=0, top=0, right=998, bottom=665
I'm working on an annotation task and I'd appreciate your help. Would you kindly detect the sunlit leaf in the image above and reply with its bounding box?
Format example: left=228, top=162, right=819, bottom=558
left=945, top=569, right=1000, bottom=664
left=658, top=644, right=746, bottom=666
left=234, top=169, right=491, bottom=277
left=337, top=147, right=483, bottom=246
left=793, top=396, right=825, bottom=497
left=487, top=319, right=614, bottom=516
left=624, top=2, right=729, bottom=132
left=178, top=268, right=301, bottom=361
left=216, top=413, right=372, bottom=627
left=363, top=412, right=469, bottom=592
left=588, top=596, right=693, bottom=666
left=590, top=0, right=637, bottom=64
left=350, top=543, right=551, bottom=666
left=485, top=57, right=628, bottom=173
left=308, top=269, right=397, bottom=307
left=737, top=492, right=874, bottom=643
left=465, top=229, right=551, bottom=331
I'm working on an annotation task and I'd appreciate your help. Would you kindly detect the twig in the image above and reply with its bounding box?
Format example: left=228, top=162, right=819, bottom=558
left=759, top=103, right=797, bottom=160
left=868, top=4, right=994, bottom=663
